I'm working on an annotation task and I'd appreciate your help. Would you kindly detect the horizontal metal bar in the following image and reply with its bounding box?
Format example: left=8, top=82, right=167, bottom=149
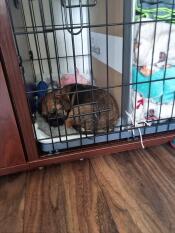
left=61, top=0, right=97, bottom=8
left=25, top=75, right=175, bottom=94
left=14, top=19, right=173, bottom=35
left=22, top=54, right=90, bottom=63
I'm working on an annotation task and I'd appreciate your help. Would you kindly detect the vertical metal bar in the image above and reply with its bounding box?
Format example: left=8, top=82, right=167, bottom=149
left=38, top=0, right=53, bottom=88
left=48, top=0, right=61, bottom=84
left=122, top=0, right=134, bottom=134
left=43, top=99, right=55, bottom=153
left=48, top=0, right=63, bottom=142
left=133, top=0, right=143, bottom=132
left=48, top=0, right=68, bottom=147
left=157, top=0, right=175, bottom=132
left=30, top=1, right=44, bottom=76
left=21, top=0, right=36, bottom=82
left=80, top=31, right=85, bottom=73
left=68, top=0, right=83, bottom=147
left=105, top=0, right=109, bottom=141
left=61, top=2, right=69, bottom=72
left=38, top=0, right=58, bottom=151
left=79, top=0, right=85, bottom=73
left=87, top=0, right=96, bottom=144
left=145, top=0, right=159, bottom=135
left=28, top=0, right=44, bottom=80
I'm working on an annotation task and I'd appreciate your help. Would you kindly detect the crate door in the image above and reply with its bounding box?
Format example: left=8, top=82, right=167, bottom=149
left=0, top=62, right=26, bottom=168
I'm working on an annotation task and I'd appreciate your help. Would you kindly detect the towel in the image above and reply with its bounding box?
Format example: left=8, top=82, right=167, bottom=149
left=132, top=66, right=175, bottom=103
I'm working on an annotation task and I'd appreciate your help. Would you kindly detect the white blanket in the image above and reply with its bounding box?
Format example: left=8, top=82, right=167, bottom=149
left=130, top=90, right=175, bottom=126
left=134, top=20, right=175, bottom=70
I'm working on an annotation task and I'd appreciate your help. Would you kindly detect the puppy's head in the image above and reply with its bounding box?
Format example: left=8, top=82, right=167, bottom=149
left=55, top=93, right=71, bottom=113
left=42, top=92, right=71, bottom=126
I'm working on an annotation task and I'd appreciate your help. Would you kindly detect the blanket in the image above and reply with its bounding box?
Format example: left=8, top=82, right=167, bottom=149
left=134, top=20, right=175, bottom=72
left=132, top=66, right=175, bottom=103
left=130, top=90, right=175, bottom=125
left=136, top=0, right=175, bottom=21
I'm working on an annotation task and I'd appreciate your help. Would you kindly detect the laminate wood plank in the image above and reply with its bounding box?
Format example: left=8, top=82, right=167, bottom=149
left=162, top=143, right=175, bottom=158
left=0, top=144, right=175, bottom=233
left=91, top=145, right=175, bottom=233
left=0, top=173, right=26, bottom=233
left=24, top=161, right=118, bottom=233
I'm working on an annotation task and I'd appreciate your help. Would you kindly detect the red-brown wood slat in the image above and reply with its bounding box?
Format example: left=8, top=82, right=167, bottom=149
left=0, top=0, right=39, bottom=161
left=0, top=62, right=26, bottom=168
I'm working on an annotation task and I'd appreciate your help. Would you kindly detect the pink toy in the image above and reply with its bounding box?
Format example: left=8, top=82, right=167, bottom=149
left=60, top=68, right=91, bottom=88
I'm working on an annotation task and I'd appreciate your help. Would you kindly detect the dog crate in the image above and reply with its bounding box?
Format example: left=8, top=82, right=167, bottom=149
left=5, top=0, right=175, bottom=156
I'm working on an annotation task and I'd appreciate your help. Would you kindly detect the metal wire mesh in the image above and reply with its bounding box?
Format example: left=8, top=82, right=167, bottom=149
left=7, top=0, right=175, bottom=154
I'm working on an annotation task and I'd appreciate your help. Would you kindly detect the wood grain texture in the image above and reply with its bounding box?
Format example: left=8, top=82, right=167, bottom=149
left=0, top=145, right=175, bottom=233
left=0, top=173, right=26, bottom=233
left=0, top=0, right=38, bottom=161
left=0, top=62, right=26, bottom=168
left=24, top=161, right=118, bottom=233
left=91, top=145, right=175, bottom=233
left=0, top=0, right=175, bottom=173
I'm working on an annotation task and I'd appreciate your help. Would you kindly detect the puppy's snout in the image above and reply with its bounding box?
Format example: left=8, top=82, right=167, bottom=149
left=47, top=110, right=67, bottom=127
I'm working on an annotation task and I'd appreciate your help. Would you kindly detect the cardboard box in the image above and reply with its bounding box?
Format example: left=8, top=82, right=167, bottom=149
left=91, top=0, right=123, bottom=113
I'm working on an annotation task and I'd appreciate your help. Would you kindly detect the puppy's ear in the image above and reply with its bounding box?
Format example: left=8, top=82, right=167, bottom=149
left=60, top=95, right=71, bottom=112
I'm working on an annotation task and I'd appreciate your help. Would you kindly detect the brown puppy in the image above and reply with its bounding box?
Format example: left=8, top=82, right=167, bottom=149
left=64, top=84, right=119, bottom=133
left=41, top=84, right=119, bottom=133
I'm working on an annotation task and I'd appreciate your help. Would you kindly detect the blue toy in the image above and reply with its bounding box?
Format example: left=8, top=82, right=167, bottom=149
left=36, top=81, right=48, bottom=101
left=36, top=81, right=48, bottom=111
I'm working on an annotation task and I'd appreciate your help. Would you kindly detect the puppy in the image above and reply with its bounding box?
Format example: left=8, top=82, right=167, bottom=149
left=64, top=84, right=119, bottom=133
left=41, top=84, right=119, bottom=133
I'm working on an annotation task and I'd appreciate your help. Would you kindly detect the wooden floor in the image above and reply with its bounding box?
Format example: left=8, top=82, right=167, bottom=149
left=0, top=144, right=175, bottom=233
